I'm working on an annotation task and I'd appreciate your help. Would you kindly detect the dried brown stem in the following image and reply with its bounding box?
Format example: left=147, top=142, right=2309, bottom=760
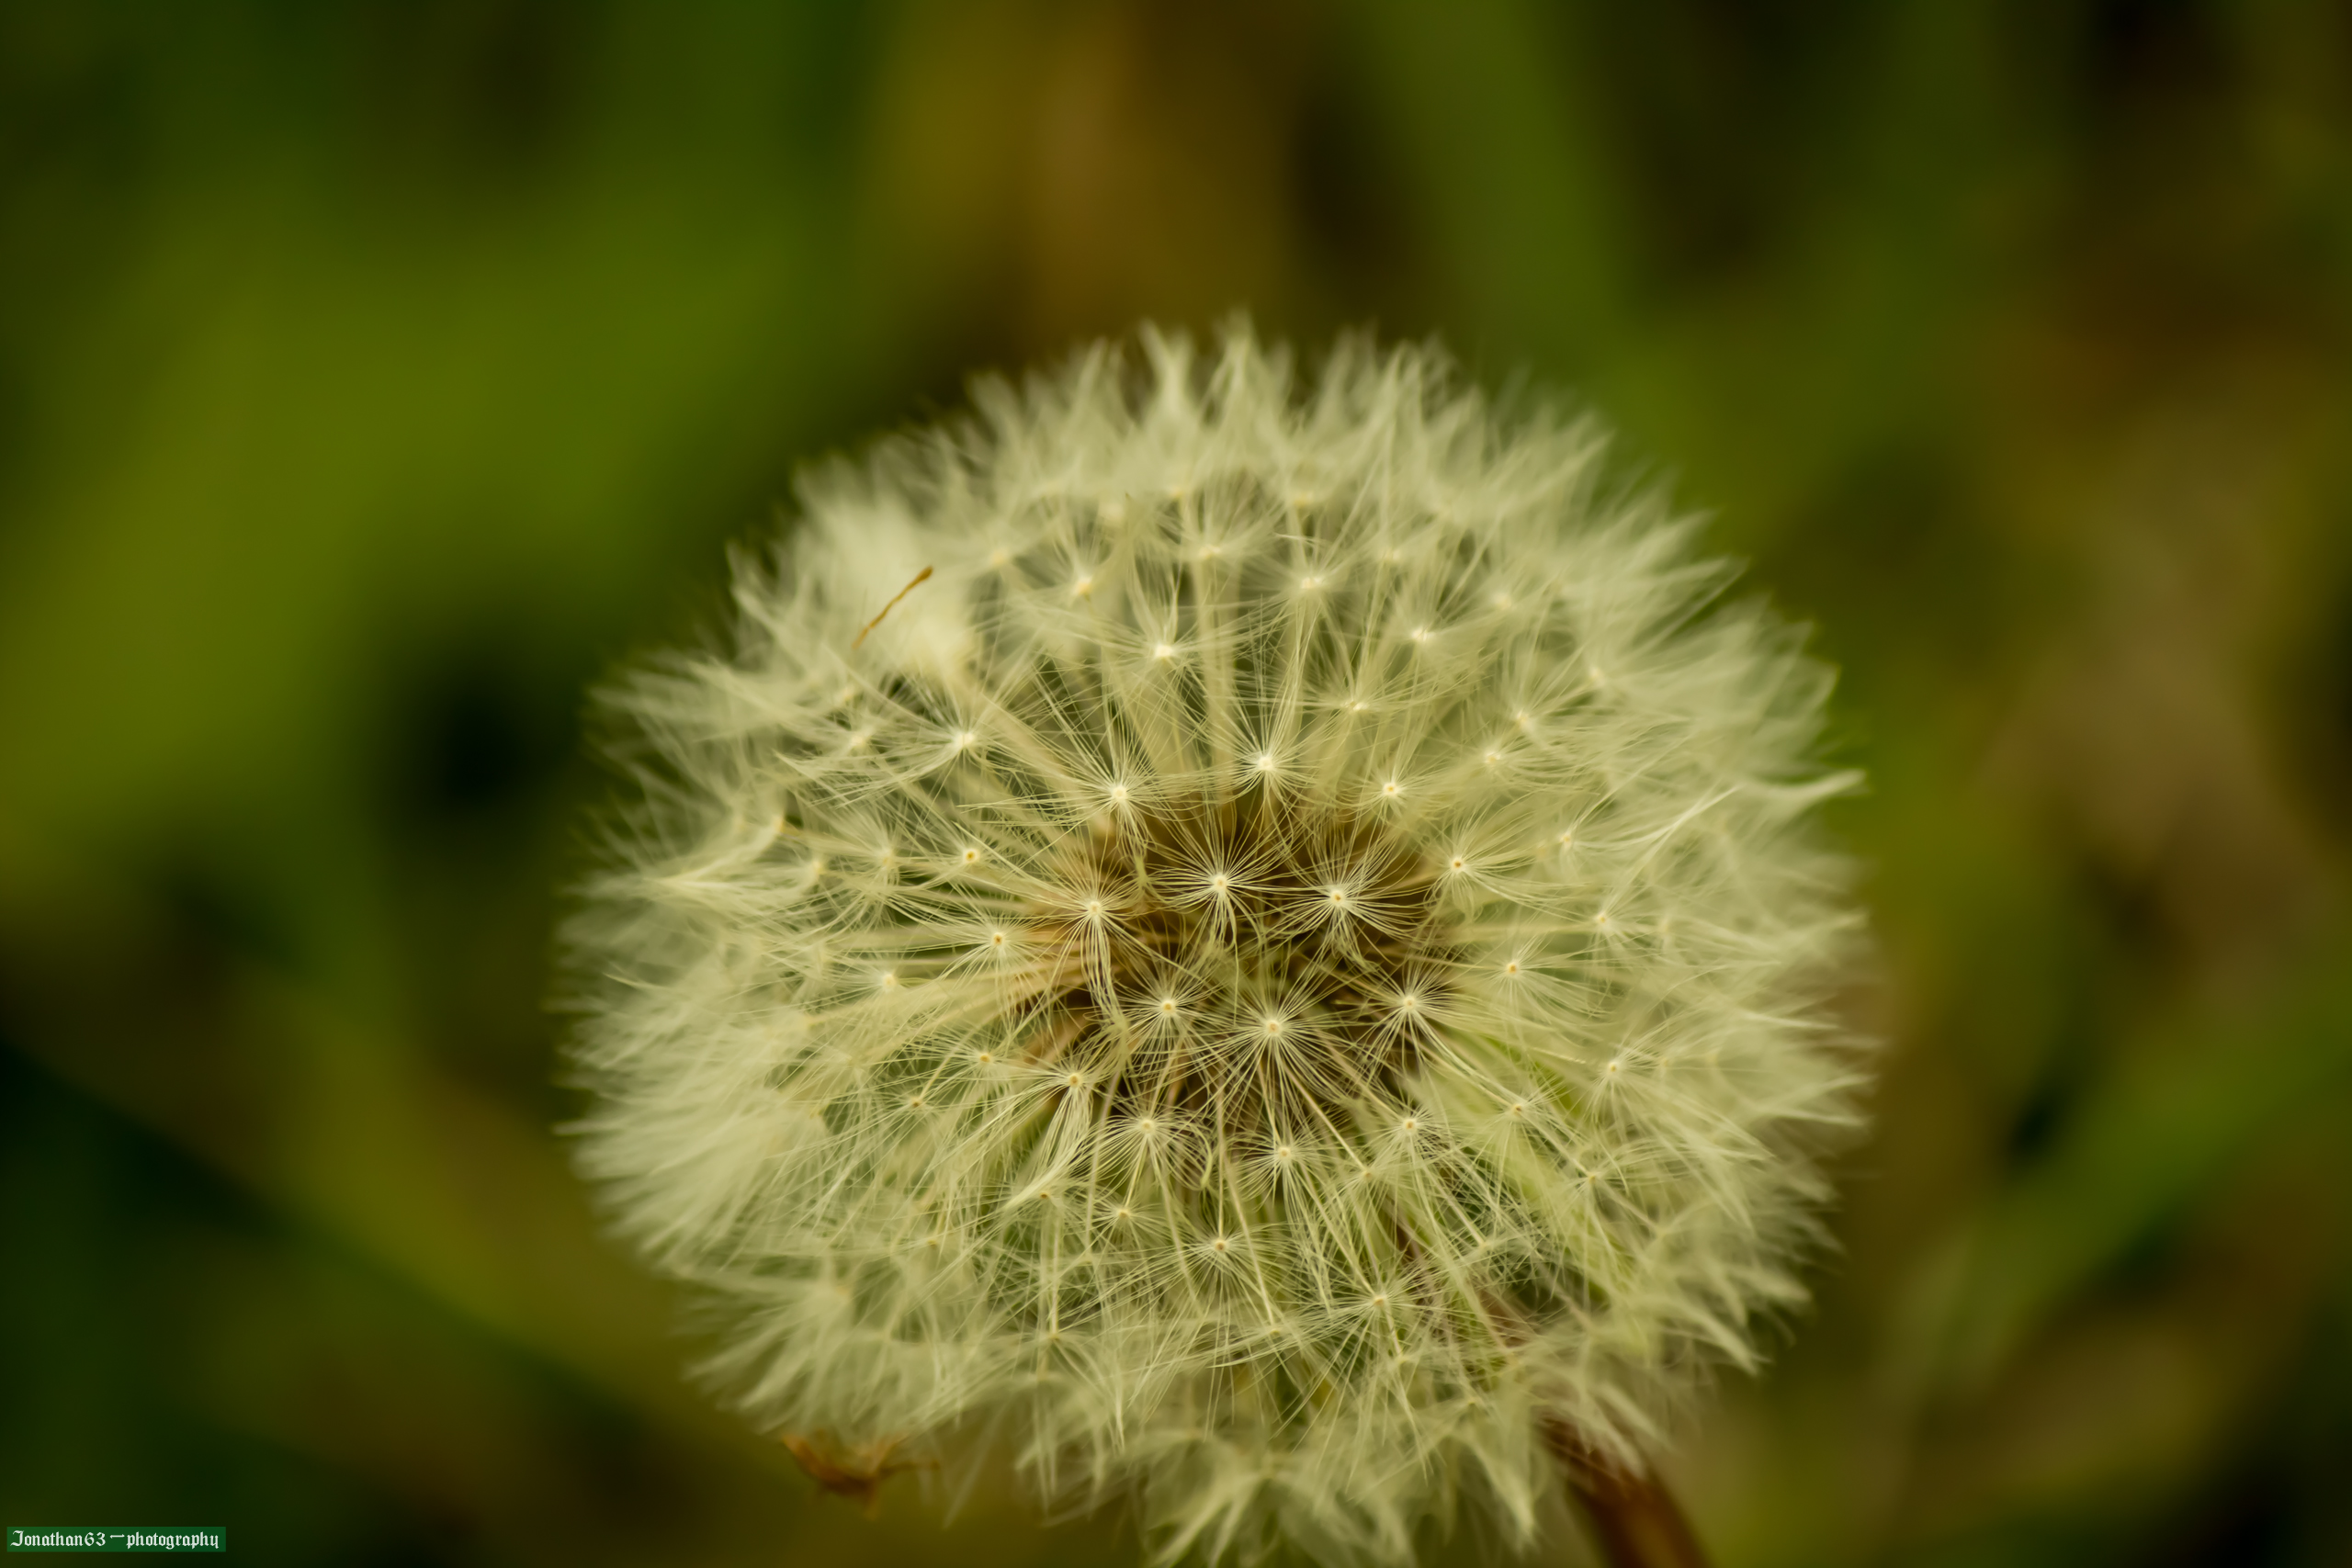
left=1542, top=1421, right=1709, bottom=1568
left=853, top=566, right=933, bottom=648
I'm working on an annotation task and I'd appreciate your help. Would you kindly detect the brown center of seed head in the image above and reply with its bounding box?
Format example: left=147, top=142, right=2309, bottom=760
left=1023, top=788, right=1451, bottom=1136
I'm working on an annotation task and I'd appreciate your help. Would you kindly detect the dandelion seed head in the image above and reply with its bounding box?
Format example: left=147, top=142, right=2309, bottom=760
left=569, top=326, right=1862, bottom=1567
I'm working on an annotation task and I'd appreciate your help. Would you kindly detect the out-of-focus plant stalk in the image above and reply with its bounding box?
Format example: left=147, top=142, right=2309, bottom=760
left=1544, top=1422, right=1708, bottom=1568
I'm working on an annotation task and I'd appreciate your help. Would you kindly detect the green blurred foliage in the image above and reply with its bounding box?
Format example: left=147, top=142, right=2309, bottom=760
left=3, top=3, right=2349, bottom=1564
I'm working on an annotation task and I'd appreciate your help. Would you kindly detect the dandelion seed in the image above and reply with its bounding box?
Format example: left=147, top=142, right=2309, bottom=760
left=571, top=325, right=1862, bottom=1568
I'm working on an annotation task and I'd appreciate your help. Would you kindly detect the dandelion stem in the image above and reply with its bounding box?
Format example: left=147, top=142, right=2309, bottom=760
left=1543, top=1422, right=1709, bottom=1568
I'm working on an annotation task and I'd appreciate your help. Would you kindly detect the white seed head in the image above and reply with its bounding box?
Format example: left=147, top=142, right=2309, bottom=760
left=568, top=327, right=1862, bottom=1567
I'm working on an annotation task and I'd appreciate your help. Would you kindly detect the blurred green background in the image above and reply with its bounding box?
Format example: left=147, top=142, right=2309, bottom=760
left=2, top=3, right=2349, bottom=1564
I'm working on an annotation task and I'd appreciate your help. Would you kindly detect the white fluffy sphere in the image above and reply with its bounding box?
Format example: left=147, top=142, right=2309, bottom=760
left=568, top=328, right=1863, bottom=1565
